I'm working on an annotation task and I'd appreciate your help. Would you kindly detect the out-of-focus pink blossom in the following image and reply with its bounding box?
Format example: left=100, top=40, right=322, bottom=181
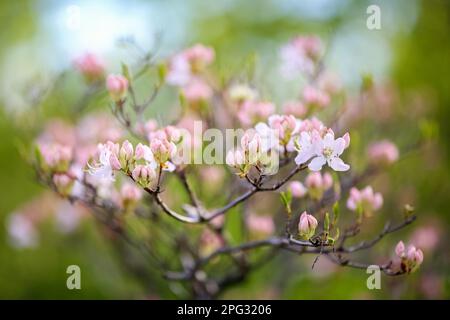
left=367, top=140, right=399, bottom=166
left=410, top=225, right=440, bottom=252
left=302, top=85, right=330, bottom=109
left=283, top=101, right=306, bottom=118
left=120, top=183, right=143, bottom=209
left=280, top=36, right=322, bottom=77
left=305, top=172, right=333, bottom=200
left=39, top=143, right=73, bottom=170
left=166, top=44, right=214, bottom=86
left=237, top=101, right=275, bottom=127
left=199, top=229, right=223, bottom=256
left=288, top=181, right=307, bottom=198
left=298, top=211, right=318, bottom=240
left=106, top=74, right=128, bottom=101
left=7, top=213, right=38, bottom=248
left=182, top=79, right=212, bottom=104
left=246, top=213, right=275, bottom=236
left=346, top=186, right=383, bottom=216
left=317, top=72, right=342, bottom=95
left=74, top=53, right=105, bottom=82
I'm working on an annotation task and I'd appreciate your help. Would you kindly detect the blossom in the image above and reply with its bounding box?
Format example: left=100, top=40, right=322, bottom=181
left=52, top=173, right=74, bottom=196
left=367, top=140, right=399, bottom=166
left=246, top=214, right=275, bottom=236
left=74, top=52, right=105, bottom=82
left=283, top=101, right=306, bottom=118
left=307, top=131, right=350, bottom=172
left=182, top=79, right=213, bottom=103
left=280, top=36, right=322, bottom=77
left=237, top=101, right=275, bottom=127
left=305, top=172, right=333, bottom=200
left=293, top=131, right=315, bottom=165
left=106, top=74, right=128, bottom=101
left=150, top=138, right=177, bottom=171
left=7, top=213, right=38, bottom=248
left=87, top=142, right=121, bottom=182
left=288, top=181, right=307, bottom=198
left=228, top=84, right=258, bottom=105
left=166, top=44, right=214, bottom=86
left=298, top=211, right=318, bottom=240
left=132, top=165, right=157, bottom=188
left=120, top=183, right=143, bottom=209
left=393, top=241, right=424, bottom=273
left=346, top=186, right=383, bottom=216
left=38, top=143, right=73, bottom=171
left=302, top=85, right=330, bottom=109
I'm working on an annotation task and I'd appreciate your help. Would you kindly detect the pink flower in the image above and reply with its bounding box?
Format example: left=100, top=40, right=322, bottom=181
left=166, top=44, right=214, bottom=86
left=346, top=186, right=383, bottom=216
left=237, top=101, right=275, bottom=127
left=280, top=36, right=322, bottom=77
left=7, top=213, right=38, bottom=248
left=393, top=241, right=424, bottom=273
left=267, top=114, right=298, bottom=145
left=246, top=214, right=275, bottom=236
left=302, top=85, right=330, bottom=109
left=410, top=225, right=440, bottom=252
left=367, top=140, right=399, bottom=166
left=74, top=53, right=105, bottom=82
left=305, top=172, right=333, bottom=200
left=39, top=143, right=73, bottom=171
left=120, top=183, right=142, bottom=203
left=298, top=211, right=318, bottom=240
left=52, top=173, right=74, bottom=196
left=182, top=79, right=212, bottom=103
left=106, top=74, right=128, bottom=101
left=288, top=181, right=307, bottom=198
left=283, top=101, right=307, bottom=117
left=150, top=138, right=177, bottom=171
left=132, top=165, right=156, bottom=188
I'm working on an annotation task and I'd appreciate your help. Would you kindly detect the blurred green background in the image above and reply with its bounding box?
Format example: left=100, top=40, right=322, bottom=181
left=0, top=0, right=449, bottom=299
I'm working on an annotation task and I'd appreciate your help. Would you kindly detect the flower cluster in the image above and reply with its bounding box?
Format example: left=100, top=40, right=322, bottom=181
left=393, top=241, right=424, bottom=274
left=346, top=186, right=383, bottom=217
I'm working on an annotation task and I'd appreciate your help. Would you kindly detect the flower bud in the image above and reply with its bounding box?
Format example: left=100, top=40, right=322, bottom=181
left=367, top=140, right=399, bottom=166
left=119, top=140, right=133, bottom=168
left=53, top=173, right=74, bottom=196
left=120, top=183, right=142, bottom=210
left=74, top=53, right=105, bottom=82
left=132, top=165, right=156, bottom=188
left=298, top=211, right=318, bottom=240
left=288, top=181, right=307, bottom=198
left=106, top=74, right=129, bottom=102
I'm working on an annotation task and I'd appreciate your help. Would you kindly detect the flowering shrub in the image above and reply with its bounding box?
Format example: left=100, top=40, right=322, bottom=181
left=8, top=36, right=426, bottom=299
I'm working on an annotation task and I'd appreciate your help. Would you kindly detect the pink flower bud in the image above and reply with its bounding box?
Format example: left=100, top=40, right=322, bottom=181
left=395, top=241, right=405, bottom=257
left=182, top=79, right=212, bottom=103
left=120, top=140, right=134, bottom=162
left=132, top=165, right=156, bottom=187
left=346, top=186, right=383, bottom=215
left=106, top=74, right=129, bottom=101
left=288, top=181, right=307, bottom=198
left=109, top=152, right=122, bottom=170
left=342, top=132, right=350, bottom=149
left=367, top=140, right=399, bottom=166
left=302, top=85, right=330, bottom=108
left=74, top=53, right=105, bottom=82
left=298, top=211, right=318, bottom=239
left=283, top=101, right=306, bottom=117
left=246, top=214, right=275, bottom=236
left=120, top=183, right=142, bottom=203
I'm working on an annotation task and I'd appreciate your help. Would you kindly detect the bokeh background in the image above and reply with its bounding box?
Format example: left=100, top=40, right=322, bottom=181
left=0, top=0, right=449, bottom=299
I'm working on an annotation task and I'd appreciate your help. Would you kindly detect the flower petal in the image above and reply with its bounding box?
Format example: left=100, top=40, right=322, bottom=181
left=328, top=157, right=350, bottom=171
left=308, top=156, right=326, bottom=171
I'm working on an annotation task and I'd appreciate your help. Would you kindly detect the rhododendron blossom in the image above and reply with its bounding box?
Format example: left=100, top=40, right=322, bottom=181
left=347, top=186, right=383, bottom=216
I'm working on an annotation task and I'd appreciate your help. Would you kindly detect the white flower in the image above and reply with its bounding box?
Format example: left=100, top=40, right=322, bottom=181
left=294, top=131, right=315, bottom=165
left=308, top=132, right=350, bottom=172
left=255, top=122, right=280, bottom=152
left=87, top=143, right=117, bottom=182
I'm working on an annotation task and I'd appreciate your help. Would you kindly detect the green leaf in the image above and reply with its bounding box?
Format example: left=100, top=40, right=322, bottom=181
left=121, top=62, right=132, bottom=83
left=324, top=212, right=330, bottom=233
